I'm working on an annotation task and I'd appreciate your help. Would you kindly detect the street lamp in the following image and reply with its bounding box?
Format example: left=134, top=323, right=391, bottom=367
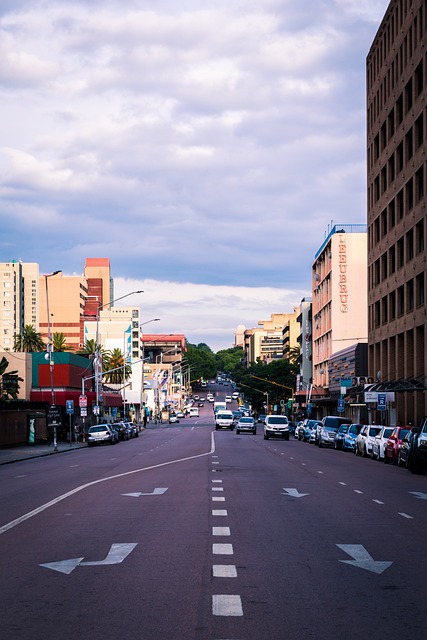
left=140, top=318, right=160, bottom=423
left=93, top=290, right=143, bottom=421
left=44, top=270, right=62, bottom=451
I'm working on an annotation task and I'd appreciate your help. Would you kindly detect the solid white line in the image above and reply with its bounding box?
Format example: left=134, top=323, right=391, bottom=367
left=212, top=594, right=243, bottom=616
left=213, top=543, right=234, bottom=555
left=212, top=510, right=228, bottom=516
left=212, top=527, right=231, bottom=536
left=399, top=512, right=413, bottom=519
left=0, top=432, right=216, bottom=536
left=213, top=565, right=237, bottom=578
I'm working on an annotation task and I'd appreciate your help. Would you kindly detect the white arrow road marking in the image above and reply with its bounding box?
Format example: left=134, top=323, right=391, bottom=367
left=122, top=488, right=168, bottom=497
left=409, top=491, right=427, bottom=500
left=282, top=488, right=309, bottom=498
left=337, top=544, right=392, bottom=574
left=40, top=543, right=138, bottom=575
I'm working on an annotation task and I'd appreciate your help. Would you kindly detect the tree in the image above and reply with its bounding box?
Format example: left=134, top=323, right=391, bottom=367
left=76, top=339, right=98, bottom=357
left=0, top=356, right=23, bottom=405
left=13, top=325, right=45, bottom=352
left=103, top=348, right=131, bottom=385
left=234, top=358, right=297, bottom=412
left=52, top=332, right=72, bottom=352
left=184, top=343, right=217, bottom=383
left=215, top=347, right=244, bottom=378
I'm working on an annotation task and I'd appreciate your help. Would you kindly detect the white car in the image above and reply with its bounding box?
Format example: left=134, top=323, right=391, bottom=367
left=188, top=407, right=199, bottom=418
left=225, top=395, right=232, bottom=403
left=355, top=424, right=383, bottom=456
left=264, top=415, right=289, bottom=440
left=372, top=426, right=394, bottom=460
left=236, top=416, right=256, bottom=435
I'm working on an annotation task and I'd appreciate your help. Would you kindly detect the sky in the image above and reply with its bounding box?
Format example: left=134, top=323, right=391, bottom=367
left=0, top=0, right=391, bottom=351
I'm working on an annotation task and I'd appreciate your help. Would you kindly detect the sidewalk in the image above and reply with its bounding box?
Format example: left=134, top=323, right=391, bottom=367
left=0, top=442, right=87, bottom=465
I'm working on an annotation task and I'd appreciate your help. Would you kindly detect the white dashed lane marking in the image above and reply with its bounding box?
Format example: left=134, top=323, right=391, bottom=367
left=212, top=527, right=231, bottom=536
left=213, top=565, right=237, bottom=578
left=213, top=543, right=234, bottom=555
left=212, top=510, right=227, bottom=516
left=212, top=496, right=225, bottom=501
left=212, top=595, right=243, bottom=616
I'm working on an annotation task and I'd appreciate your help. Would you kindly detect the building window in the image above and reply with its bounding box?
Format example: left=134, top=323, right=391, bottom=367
left=397, top=237, right=404, bottom=268
left=416, top=272, right=425, bottom=307
left=397, top=141, right=404, bottom=172
left=404, top=77, right=413, bottom=112
left=389, top=200, right=396, bottom=228
left=375, top=300, right=381, bottom=327
left=406, top=229, right=414, bottom=262
left=406, top=280, right=414, bottom=312
left=415, top=113, right=424, bottom=149
left=397, top=286, right=405, bottom=316
left=416, top=220, right=424, bottom=254
left=406, top=178, right=414, bottom=211
left=416, top=167, right=424, bottom=202
left=381, top=253, right=388, bottom=280
left=415, top=60, right=423, bottom=97
left=389, top=245, right=396, bottom=274
left=381, top=296, right=388, bottom=324
left=397, top=189, right=404, bottom=219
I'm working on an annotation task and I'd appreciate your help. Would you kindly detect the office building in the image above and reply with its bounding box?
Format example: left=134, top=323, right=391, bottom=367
left=367, top=0, right=426, bottom=423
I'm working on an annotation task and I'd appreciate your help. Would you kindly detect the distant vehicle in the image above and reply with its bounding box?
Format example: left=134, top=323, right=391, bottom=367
left=213, top=401, right=227, bottom=414
left=236, top=417, right=256, bottom=435
left=372, top=426, right=394, bottom=460
left=402, top=418, right=427, bottom=473
left=316, top=416, right=352, bottom=446
left=264, top=415, right=289, bottom=440
left=257, top=414, right=266, bottom=424
left=168, top=414, right=179, bottom=424
left=343, top=423, right=363, bottom=452
left=334, top=424, right=350, bottom=450
left=232, top=392, right=239, bottom=399
left=225, top=395, right=232, bottom=403
left=176, top=411, right=185, bottom=418
left=189, top=407, right=199, bottom=418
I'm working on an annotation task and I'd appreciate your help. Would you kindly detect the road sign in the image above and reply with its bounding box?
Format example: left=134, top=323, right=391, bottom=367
left=337, top=398, right=345, bottom=413
left=377, top=393, right=386, bottom=411
left=306, top=403, right=312, bottom=415
left=80, top=408, right=87, bottom=417
left=79, top=395, right=87, bottom=408
left=47, top=405, right=62, bottom=427
left=66, top=400, right=74, bottom=415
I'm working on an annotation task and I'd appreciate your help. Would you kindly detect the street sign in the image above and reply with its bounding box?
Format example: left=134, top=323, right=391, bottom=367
left=66, top=400, right=74, bottom=415
left=377, top=393, right=386, bottom=411
left=306, top=403, right=312, bottom=415
left=79, top=395, right=87, bottom=408
left=80, top=408, right=87, bottom=417
left=47, top=405, right=62, bottom=427
left=337, top=398, right=345, bottom=413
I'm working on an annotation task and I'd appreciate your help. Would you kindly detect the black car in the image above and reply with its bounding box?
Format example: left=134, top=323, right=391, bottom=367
left=113, top=422, right=130, bottom=440
left=334, top=424, right=350, bottom=449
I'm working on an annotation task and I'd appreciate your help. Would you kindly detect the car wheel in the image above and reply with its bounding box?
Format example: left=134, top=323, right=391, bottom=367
left=363, top=446, right=368, bottom=458
left=264, top=433, right=268, bottom=440
left=285, top=435, right=289, bottom=441
left=384, top=453, right=389, bottom=464
left=236, top=430, right=240, bottom=434
left=252, top=430, right=256, bottom=435
left=319, top=440, right=323, bottom=448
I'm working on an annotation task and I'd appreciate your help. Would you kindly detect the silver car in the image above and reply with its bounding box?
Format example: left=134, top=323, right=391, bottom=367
left=87, top=424, right=117, bottom=446
left=236, top=417, right=256, bottom=435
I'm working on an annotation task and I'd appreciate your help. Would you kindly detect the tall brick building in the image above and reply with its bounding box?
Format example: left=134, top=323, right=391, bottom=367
left=367, top=0, right=426, bottom=424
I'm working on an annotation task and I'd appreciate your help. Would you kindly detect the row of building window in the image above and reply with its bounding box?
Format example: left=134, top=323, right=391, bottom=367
left=370, top=219, right=424, bottom=281
left=367, top=0, right=424, bottom=124
left=369, top=109, right=424, bottom=185
left=369, top=324, right=425, bottom=382
left=372, top=273, right=425, bottom=327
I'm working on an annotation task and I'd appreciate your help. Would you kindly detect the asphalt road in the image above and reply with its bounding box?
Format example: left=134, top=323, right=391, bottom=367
left=0, top=395, right=426, bottom=640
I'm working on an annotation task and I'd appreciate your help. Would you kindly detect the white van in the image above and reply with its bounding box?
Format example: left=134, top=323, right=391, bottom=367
left=189, top=407, right=199, bottom=418
left=215, top=410, right=234, bottom=430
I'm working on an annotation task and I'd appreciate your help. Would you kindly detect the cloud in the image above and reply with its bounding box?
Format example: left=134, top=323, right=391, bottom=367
left=0, top=0, right=391, bottom=348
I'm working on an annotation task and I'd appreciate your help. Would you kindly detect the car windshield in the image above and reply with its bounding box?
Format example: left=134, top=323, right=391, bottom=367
left=383, top=428, right=393, bottom=438
left=268, top=417, right=288, bottom=424
left=89, top=426, right=108, bottom=433
left=369, top=427, right=381, bottom=436
left=349, top=425, right=362, bottom=435
left=399, top=429, right=409, bottom=439
left=240, top=418, right=254, bottom=424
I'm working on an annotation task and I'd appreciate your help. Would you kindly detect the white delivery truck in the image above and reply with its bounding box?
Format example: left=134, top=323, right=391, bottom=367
left=215, top=410, right=234, bottom=430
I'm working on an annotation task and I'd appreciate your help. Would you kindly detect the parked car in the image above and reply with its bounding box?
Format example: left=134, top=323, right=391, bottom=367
left=355, top=424, right=382, bottom=457
left=168, top=414, right=179, bottom=424
left=316, top=416, right=352, bottom=446
left=401, top=418, right=427, bottom=473
left=295, top=421, right=304, bottom=439
left=114, top=422, right=130, bottom=441
left=264, top=415, right=289, bottom=440
left=371, top=426, right=394, bottom=460
left=384, top=426, right=410, bottom=464
left=257, top=414, right=266, bottom=424
left=300, top=419, right=321, bottom=442
left=343, top=423, right=363, bottom=452
left=176, top=410, right=185, bottom=418
left=334, top=424, right=350, bottom=449
left=87, top=424, right=117, bottom=446
left=236, top=416, right=256, bottom=435
left=308, top=424, right=317, bottom=444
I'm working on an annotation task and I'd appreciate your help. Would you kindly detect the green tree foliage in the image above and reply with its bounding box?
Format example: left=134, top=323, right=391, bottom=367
left=13, top=325, right=45, bottom=352
left=215, top=347, right=244, bottom=378
left=52, top=332, right=72, bottom=352
left=0, top=356, right=23, bottom=405
left=103, top=348, right=131, bottom=385
left=234, top=358, right=297, bottom=412
left=184, top=342, right=217, bottom=383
